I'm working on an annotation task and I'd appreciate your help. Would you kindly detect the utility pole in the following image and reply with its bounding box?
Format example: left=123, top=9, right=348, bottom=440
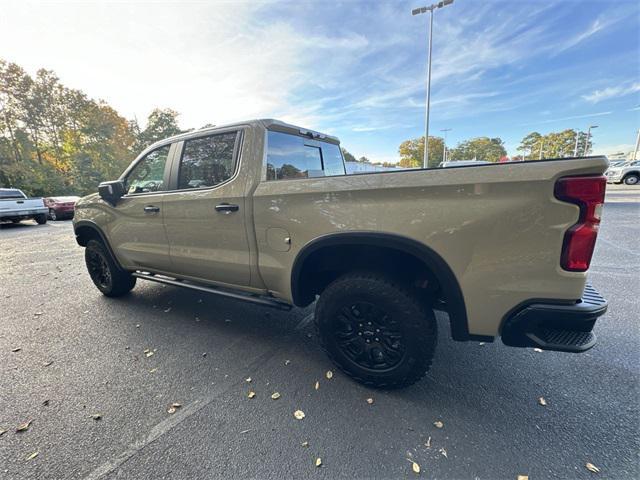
left=440, top=128, right=451, bottom=163
left=573, top=131, right=581, bottom=157
left=412, top=0, right=454, bottom=169
left=583, top=125, right=598, bottom=156
left=633, top=128, right=640, bottom=161
left=539, top=140, right=544, bottom=160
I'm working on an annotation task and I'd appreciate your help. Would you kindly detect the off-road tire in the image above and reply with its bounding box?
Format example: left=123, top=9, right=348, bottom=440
left=315, top=272, right=437, bottom=389
left=85, top=239, right=136, bottom=297
left=35, top=214, right=47, bottom=225
left=623, top=174, right=639, bottom=186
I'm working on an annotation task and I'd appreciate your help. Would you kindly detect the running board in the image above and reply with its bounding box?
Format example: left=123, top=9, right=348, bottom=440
left=132, top=271, right=292, bottom=311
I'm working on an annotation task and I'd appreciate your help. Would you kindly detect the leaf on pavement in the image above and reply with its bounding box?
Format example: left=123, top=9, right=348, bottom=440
left=433, top=421, right=443, bottom=429
left=517, top=475, right=529, bottom=480
left=439, top=447, right=448, bottom=458
left=16, top=420, right=33, bottom=432
left=34, top=312, right=43, bottom=316
left=91, top=414, right=102, bottom=421
left=325, top=370, right=333, bottom=379
left=43, top=361, right=53, bottom=367
left=425, top=437, right=431, bottom=448
left=171, top=403, right=182, bottom=408
left=315, top=381, right=319, bottom=390
left=534, top=348, right=543, bottom=352
left=149, top=368, right=158, bottom=373
left=586, top=462, right=600, bottom=473
left=248, top=391, right=256, bottom=399
left=42, top=400, right=49, bottom=406
left=246, top=377, right=252, bottom=383
left=294, top=410, right=305, bottom=420
left=301, top=441, right=309, bottom=447
left=538, top=397, right=547, bottom=406
left=315, top=457, right=322, bottom=467
left=284, top=360, right=291, bottom=365
left=0, top=429, right=7, bottom=436
left=27, top=452, right=39, bottom=460
left=164, top=307, right=171, bottom=313
left=271, top=392, right=281, bottom=400
left=145, top=350, right=154, bottom=358
left=409, top=460, right=420, bottom=474
left=366, top=398, right=374, bottom=405
left=11, top=347, right=21, bottom=353
left=167, top=407, right=177, bottom=414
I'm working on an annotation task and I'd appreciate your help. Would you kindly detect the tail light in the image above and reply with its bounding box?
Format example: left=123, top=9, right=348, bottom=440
left=554, top=175, right=606, bottom=272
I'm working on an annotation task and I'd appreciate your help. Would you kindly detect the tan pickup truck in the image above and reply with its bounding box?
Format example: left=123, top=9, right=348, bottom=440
left=73, top=119, right=608, bottom=388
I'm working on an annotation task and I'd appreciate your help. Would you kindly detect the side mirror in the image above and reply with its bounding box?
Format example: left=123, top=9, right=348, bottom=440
left=98, top=180, right=126, bottom=205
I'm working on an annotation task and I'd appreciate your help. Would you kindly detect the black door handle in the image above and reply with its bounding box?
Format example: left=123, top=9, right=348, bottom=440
left=144, top=205, right=160, bottom=213
left=215, top=203, right=239, bottom=214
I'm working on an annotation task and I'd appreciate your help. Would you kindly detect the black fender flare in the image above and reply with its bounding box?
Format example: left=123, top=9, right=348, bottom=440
left=73, top=220, right=125, bottom=270
left=290, top=232, right=478, bottom=342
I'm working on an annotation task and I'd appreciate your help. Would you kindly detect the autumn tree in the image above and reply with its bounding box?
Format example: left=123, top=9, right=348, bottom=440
left=398, top=136, right=444, bottom=168
left=449, top=137, right=506, bottom=163
left=517, top=129, right=592, bottom=160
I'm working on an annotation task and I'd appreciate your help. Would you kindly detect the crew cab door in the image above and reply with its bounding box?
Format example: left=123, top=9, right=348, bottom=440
left=162, top=130, right=251, bottom=287
left=107, top=143, right=175, bottom=271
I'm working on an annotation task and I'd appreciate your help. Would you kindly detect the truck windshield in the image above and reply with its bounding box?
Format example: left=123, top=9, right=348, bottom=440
left=0, top=189, right=26, bottom=200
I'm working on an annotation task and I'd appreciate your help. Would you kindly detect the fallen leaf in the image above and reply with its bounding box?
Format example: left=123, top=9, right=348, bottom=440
left=366, top=398, right=374, bottom=405
left=284, top=360, right=291, bottom=366
left=42, top=400, right=49, bottom=406
left=202, top=352, right=207, bottom=357
left=16, top=420, right=33, bottom=432
left=479, top=342, right=485, bottom=346
left=145, top=351, right=154, bottom=358
left=538, top=397, right=547, bottom=406
left=425, top=437, right=431, bottom=448
left=240, top=429, right=251, bottom=434
left=271, top=392, right=281, bottom=400
left=440, top=447, right=448, bottom=458
left=325, top=370, right=333, bottom=379
left=315, top=381, right=319, bottom=390
left=248, top=391, right=256, bottom=399
left=411, top=460, right=421, bottom=474
left=11, top=347, right=21, bottom=353
left=167, top=407, right=176, bottom=414
left=0, top=429, right=7, bottom=436
left=517, top=476, right=529, bottom=480
left=301, top=441, right=309, bottom=447
left=246, top=377, right=252, bottom=383
left=27, top=452, right=39, bottom=460
left=294, top=410, right=305, bottom=420
left=91, top=414, right=102, bottom=421
left=135, top=324, right=140, bottom=328
left=171, top=403, right=182, bottom=408
left=586, top=462, right=600, bottom=473
left=434, top=421, right=444, bottom=429
left=43, top=361, right=53, bottom=367
left=34, top=312, right=43, bottom=316
left=315, top=457, right=322, bottom=467
left=534, top=348, right=543, bottom=353
left=149, top=368, right=158, bottom=373
left=164, top=308, right=171, bottom=313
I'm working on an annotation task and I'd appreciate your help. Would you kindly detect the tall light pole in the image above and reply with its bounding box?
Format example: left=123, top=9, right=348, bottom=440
left=573, top=131, right=581, bottom=157
left=632, top=128, right=640, bottom=161
left=412, top=0, right=454, bottom=169
left=583, top=125, right=598, bottom=156
left=440, top=128, right=451, bottom=163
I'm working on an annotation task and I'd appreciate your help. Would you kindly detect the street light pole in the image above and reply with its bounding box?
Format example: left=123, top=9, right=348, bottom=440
left=440, top=128, right=451, bottom=163
left=412, top=0, right=454, bottom=169
left=583, top=125, right=598, bottom=156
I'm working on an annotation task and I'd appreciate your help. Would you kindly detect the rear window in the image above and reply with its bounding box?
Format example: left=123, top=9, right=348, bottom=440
left=266, top=131, right=346, bottom=180
left=0, top=189, right=25, bottom=199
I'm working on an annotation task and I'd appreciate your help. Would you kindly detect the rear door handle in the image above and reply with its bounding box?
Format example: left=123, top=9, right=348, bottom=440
left=215, top=203, right=239, bottom=214
left=144, top=205, right=160, bottom=213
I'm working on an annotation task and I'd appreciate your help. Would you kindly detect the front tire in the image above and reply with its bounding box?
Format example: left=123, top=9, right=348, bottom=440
left=623, top=174, right=639, bottom=185
left=85, top=239, right=136, bottom=297
left=315, top=272, right=437, bottom=389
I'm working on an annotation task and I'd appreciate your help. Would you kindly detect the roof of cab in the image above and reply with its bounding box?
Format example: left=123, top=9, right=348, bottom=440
left=145, top=119, right=339, bottom=153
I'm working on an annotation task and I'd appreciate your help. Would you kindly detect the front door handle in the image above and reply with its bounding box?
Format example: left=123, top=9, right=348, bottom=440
left=144, top=205, right=160, bottom=213
left=215, top=203, right=239, bottom=214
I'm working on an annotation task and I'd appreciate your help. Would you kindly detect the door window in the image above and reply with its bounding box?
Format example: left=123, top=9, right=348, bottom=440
left=125, top=145, right=171, bottom=194
left=178, top=132, right=238, bottom=189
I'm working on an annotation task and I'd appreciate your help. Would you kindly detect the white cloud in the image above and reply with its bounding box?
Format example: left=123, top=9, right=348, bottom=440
left=519, top=111, right=612, bottom=127
left=582, top=82, right=640, bottom=104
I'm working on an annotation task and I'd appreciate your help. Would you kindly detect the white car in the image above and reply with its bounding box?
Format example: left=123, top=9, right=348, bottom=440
left=605, top=160, right=640, bottom=185
left=0, top=188, right=49, bottom=224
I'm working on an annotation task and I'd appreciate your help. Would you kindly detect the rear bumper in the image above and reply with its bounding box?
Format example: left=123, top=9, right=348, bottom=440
left=501, top=284, right=607, bottom=353
left=0, top=207, right=48, bottom=220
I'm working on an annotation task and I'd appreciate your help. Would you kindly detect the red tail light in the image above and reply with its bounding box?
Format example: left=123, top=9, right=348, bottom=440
left=554, top=175, right=606, bottom=272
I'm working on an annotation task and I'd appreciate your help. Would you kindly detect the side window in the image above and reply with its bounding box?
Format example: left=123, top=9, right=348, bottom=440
left=321, top=142, right=347, bottom=176
left=125, top=145, right=171, bottom=194
left=266, top=131, right=324, bottom=180
left=178, top=132, right=237, bottom=189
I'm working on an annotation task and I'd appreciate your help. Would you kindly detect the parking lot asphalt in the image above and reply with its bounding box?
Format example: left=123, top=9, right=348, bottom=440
left=1, top=187, right=638, bottom=480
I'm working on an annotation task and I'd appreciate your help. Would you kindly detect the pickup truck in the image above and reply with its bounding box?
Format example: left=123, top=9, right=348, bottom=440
left=0, top=188, right=48, bottom=224
left=73, top=119, right=608, bottom=388
left=605, top=160, right=640, bottom=185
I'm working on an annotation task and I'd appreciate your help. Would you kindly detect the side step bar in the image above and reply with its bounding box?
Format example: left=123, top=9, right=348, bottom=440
left=132, top=271, right=292, bottom=311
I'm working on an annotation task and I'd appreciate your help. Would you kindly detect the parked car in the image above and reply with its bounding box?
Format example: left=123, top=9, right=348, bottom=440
left=44, top=196, right=80, bottom=220
left=605, top=160, right=640, bottom=185
left=73, top=119, right=608, bottom=388
left=0, top=188, right=48, bottom=224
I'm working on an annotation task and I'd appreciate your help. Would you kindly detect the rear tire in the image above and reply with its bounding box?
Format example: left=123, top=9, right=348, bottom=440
left=35, top=214, right=47, bottom=225
left=85, top=239, right=136, bottom=297
left=623, top=174, right=639, bottom=185
left=48, top=209, right=57, bottom=221
left=315, top=272, right=437, bottom=389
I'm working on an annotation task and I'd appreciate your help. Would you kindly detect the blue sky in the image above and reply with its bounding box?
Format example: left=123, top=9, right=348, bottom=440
left=1, top=0, right=639, bottom=161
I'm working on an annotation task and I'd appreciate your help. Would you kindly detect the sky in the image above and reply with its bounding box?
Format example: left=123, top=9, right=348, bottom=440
left=1, top=0, right=639, bottom=162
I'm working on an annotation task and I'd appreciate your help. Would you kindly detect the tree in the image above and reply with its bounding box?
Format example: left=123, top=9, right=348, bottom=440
left=398, top=136, right=444, bottom=168
left=517, top=129, right=591, bottom=160
left=357, top=156, right=370, bottom=163
left=133, top=108, right=182, bottom=152
left=449, top=137, right=506, bottom=163
left=341, top=147, right=356, bottom=163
